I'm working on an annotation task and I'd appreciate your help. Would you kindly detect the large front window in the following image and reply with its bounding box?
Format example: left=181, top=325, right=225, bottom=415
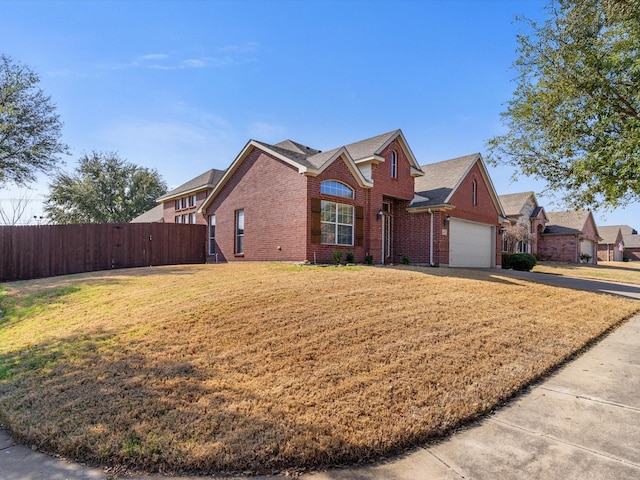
left=321, top=201, right=353, bottom=245
left=235, top=209, right=244, bottom=254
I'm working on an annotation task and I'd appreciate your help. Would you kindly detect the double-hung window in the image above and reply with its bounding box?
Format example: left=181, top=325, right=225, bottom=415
left=321, top=201, right=354, bottom=246
left=235, top=209, right=245, bottom=254
left=208, top=215, right=216, bottom=255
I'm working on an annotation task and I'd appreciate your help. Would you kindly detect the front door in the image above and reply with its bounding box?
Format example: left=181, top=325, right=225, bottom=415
left=381, top=202, right=392, bottom=264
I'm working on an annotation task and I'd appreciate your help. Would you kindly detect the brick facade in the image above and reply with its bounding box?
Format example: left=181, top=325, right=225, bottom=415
left=538, top=212, right=599, bottom=264
left=163, top=189, right=210, bottom=225
left=198, top=132, right=505, bottom=267
left=204, top=148, right=308, bottom=262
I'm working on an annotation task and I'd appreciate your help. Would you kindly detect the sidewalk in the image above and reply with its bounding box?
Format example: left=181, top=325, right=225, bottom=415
left=2, top=313, right=639, bottom=479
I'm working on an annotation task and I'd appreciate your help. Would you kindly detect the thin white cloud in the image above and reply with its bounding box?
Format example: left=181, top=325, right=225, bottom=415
left=247, top=121, right=287, bottom=141
left=218, top=41, right=260, bottom=54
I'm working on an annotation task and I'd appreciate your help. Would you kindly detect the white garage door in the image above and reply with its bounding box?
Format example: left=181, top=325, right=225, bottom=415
left=449, top=219, right=494, bottom=268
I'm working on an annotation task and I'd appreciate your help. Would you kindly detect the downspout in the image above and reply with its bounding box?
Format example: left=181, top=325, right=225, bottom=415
left=428, top=209, right=434, bottom=266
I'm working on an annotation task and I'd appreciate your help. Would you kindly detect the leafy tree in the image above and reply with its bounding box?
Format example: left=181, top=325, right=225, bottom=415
left=44, top=152, right=167, bottom=224
left=0, top=54, right=69, bottom=187
left=487, top=0, right=640, bottom=210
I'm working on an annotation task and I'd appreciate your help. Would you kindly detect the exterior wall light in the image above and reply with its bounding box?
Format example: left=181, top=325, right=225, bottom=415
left=443, top=214, right=451, bottom=226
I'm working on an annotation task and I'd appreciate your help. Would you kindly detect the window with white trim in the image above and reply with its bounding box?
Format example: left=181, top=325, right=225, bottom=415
left=320, top=180, right=354, bottom=199
left=391, top=150, right=398, bottom=178
left=190, top=213, right=196, bottom=224
left=235, top=209, right=245, bottom=254
left=182, top=214, right=188, bottom=223
left=321, top=200, right=354, bottom=246
left=209, top=215, right=216, bottom=254
left=175, top=198, right=182, bottom=210
left=175, top=216, right=181, bottom=223
left=189, top=195, right=197, bottom=207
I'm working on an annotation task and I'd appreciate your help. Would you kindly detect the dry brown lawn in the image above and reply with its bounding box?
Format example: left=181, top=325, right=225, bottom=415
left=534, top=261, right=640, bottom=285
left=0, top=263, right=638, bottom=475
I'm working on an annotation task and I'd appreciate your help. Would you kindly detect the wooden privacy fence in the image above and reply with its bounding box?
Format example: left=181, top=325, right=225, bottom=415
left=0, top=223, right=206, bottom=282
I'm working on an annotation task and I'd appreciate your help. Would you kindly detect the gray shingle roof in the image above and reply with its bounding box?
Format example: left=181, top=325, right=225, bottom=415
left=499, top=192, right=535, bottom=217
left=130, top=204, right=164, bottom=223
left=598, top=225, right=622, bottom=244
left=543, top=210, right=594, bottom=235
left=257, top=130, right=405, bottom=171
left=343, top=130, right=400, bottom=161
left=158, top=168, right=226, bottom=201
left=411, top=154, right=479, bottom=207
left=623, top=233, right=640, bottom=248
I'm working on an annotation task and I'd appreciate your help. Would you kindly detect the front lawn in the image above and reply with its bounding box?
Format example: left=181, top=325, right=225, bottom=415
left=533, top=261, right=640, bottom=285
left=0, top=263, right=638, bottom=475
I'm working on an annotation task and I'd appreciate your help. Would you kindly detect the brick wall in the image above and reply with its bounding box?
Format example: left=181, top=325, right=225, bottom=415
left=162, top=189, right=210, bottom=225
left=538, top=234, right=579, bottom=262
left=306, top=155, right=370, bottom=264
left=204, top=147, right=308, bottom=262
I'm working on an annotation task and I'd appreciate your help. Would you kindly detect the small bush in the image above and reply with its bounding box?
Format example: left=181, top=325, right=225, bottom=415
left=401, top=254, right=410, bottom=265
left=365, top=255, right=374, bottom=265
left=345, top=251, right=355, bottom=264
left=332, top=250, right=343, bottom=265
left=509, top=253, right=537, bottom=271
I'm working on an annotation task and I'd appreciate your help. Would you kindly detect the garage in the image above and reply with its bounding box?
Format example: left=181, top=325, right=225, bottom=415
left=449, top=218, right=494, bottom=268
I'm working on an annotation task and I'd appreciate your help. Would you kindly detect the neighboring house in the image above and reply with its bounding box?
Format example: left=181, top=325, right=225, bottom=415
left=198, top=130, right=506, bottom=267
left=498, top=191, right=548, bottom=255
left=623, top=233, right=640, bottom=261
left=156, top=168, right=226, bottom=225
left=408, top=153, right=506, bottom=267
left=617, top=225, right=640, bottom=261
left=130, top=204, right=164, bottom=223
left=596, top=226, right=625, bottom=262
left=538, top=211, right=600, bottom=264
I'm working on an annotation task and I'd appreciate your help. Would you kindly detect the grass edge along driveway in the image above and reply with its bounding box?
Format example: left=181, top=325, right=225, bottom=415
left=0, top=263, right=638, bottom=475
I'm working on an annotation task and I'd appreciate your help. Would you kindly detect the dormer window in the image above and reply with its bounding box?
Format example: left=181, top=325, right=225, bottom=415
left=320, top=180, right=354, bottom=199
left=391, top=150, right=398, bottom=178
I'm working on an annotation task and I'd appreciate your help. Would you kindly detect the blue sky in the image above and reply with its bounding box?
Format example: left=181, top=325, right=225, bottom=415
left=1, top=0, right=638, bottom=228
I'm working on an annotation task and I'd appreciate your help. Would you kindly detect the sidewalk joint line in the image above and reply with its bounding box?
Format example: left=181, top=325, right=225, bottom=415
left=489, top=417, right=640, bottom=469
left=538, top=386, right=640, bottom=412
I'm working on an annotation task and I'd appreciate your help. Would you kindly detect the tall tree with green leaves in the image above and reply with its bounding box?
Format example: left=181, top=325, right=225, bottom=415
left=44, top=152, right=167, bottom=224
left=0, top=54, right=69, bottom=187
left=486, top=0, right=640, bottom=209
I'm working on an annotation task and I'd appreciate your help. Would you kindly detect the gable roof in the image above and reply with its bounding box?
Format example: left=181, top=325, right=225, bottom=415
left=604, top=224, right=638, bottom=236
left=499, top=192, right=535, bottom=217
left=543, top=210, right=599, bottom=237
left=598, top=225, right=623, bottom=244
left=130, top=204, right=164, bottom=223
left=623, top=232, right=640, bottom=248
left=199, top=130, right=423, bottom=213
left=157, top=168, right=226, bottom=202
left=409, top=153, right=505, bottom=217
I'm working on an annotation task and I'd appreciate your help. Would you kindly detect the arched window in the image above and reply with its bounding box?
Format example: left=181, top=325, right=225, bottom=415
left=391, top=150, right=398, bottom=178
left=472, top=179, right=477, bottom=205
left=320, top=180, right=354, bottom=199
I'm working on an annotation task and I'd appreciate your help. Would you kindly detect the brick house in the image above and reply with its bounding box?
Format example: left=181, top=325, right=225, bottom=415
left=498, top=192, right=548, bottom=255
left=156, top=168, right=226, bottom=225
left=198, top=130, right=506, bottom=267
left=597, top=226, right=625, bottom=262
left=538, top=211, right=600, bottom=263
left=407, top=154, right=506, bottom=267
